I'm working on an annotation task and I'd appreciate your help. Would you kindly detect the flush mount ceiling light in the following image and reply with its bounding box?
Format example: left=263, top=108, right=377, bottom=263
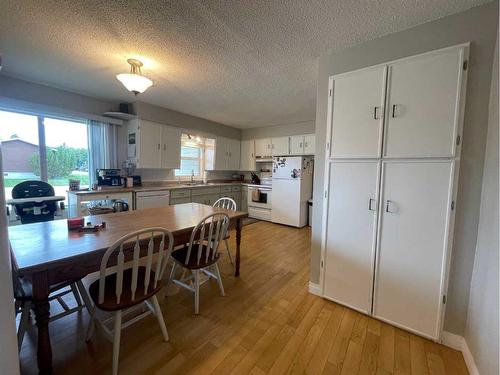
left=116, top=58, right=153, bottom=95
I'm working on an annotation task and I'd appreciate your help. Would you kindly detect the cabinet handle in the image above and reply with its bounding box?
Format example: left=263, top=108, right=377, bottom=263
left=368, top=198, right=376, bottom=211
left=385, top=200, right=394, bottom=213
left=163, top=144, right=166, bottom=150
left=299, top=142, right=302, bottom=148
left=373, top=106, right=380, bottom=120
left=305, top=142, right=308, bottom=147
left=391, top=104, right=397, bottom=118
left=157, top=143, right=161, bottom=150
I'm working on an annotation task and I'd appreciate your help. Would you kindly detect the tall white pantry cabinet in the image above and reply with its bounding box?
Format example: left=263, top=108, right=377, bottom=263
left=320, top=44, right=469, bottom=340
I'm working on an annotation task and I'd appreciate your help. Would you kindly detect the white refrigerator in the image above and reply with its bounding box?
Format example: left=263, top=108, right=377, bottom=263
left=271, top=156, right=313, bottom=227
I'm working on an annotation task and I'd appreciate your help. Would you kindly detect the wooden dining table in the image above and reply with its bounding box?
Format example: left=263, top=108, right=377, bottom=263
left=8, top=203, right=248, bottom=375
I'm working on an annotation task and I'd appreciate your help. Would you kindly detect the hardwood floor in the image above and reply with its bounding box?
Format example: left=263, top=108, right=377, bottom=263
left=19, top=221, right=468, bottom=375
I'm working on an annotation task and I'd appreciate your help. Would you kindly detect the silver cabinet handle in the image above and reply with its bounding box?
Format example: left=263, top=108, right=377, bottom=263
left=299, top=142, right=302, bottom=148
left=368, top=198, right=376, bottom=211
left=391, top=104, right=397, bottom=118
left=385, top=200, right=394, bottom=213
left=163, top=144, right=166, bottom=150
left=157, top=144, right=161, bottom=150
left=374, top=106, right=380, bottom=120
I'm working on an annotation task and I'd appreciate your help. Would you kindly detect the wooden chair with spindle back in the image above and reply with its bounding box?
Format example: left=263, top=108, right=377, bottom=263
left=168, top=212, right=230, bottom=314
left=213, top=197, right=237, bottom=266
left=85, top=227, right=174, bottom=375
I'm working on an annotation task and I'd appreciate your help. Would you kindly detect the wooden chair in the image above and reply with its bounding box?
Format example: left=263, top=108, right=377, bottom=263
left=11, top=248, right=86, bottom=351
left=168, top=212, right=230, bottom=315
left=84, top=228, right=174, bottom=375
left=213, top=197, right=237, bottom=265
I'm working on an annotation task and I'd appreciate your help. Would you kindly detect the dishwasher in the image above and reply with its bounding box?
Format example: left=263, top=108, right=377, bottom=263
left=135, top=190, right=170, bottom=210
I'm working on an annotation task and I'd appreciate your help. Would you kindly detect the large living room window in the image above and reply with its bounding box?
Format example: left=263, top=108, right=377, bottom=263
left=0, top=110, right=89, bottom=200
left=175, top=133, right=214, bottom=178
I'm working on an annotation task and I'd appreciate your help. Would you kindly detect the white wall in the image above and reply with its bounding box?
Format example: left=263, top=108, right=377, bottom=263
left=241, top=120, right=315, bottom=140
left=0, top=144, right=20, bottom=374
left=311, top=2, right=498, bottom=334
left=464, top=34, right=499, bottom=375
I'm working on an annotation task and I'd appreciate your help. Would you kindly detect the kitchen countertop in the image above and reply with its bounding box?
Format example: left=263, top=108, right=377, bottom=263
left=67, top=181, right=270, bottom=195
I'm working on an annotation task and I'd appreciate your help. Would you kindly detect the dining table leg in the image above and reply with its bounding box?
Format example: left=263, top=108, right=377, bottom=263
left=32, top=271, right=53, bottom=375
left=235, top=218, right=242, bottom=277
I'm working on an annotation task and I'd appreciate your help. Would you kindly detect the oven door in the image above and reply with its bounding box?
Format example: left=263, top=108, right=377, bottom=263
left=248, top=186, right=272, bottom=209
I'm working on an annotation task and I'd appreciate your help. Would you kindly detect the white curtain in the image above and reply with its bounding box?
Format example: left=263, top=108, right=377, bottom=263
left=87, top=120, right=118, bottom=184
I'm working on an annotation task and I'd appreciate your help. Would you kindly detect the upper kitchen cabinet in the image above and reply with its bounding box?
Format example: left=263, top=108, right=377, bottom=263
left=331, top=66, right=386, bottom=159
left=271, top=137, right=290, bottom=156
left=213, top=136, right=241, bottom=170
left=290, top=134, right=316, bottom=155
left=127, top=119, right=181, bottom=169
left=384, top=47, right=467, bottom=158
left=255, top=138, right=272, bottom=158
left=240, top=139, right=256, bottom=171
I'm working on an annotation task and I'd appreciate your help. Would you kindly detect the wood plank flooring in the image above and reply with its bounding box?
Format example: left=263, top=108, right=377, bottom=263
left=18, top=221, right=468, bottom=375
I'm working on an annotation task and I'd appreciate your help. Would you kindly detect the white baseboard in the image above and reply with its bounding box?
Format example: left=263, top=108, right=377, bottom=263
left=308, top=282, right=321, bottom=296
left=441, top=331, right=479, bottom=375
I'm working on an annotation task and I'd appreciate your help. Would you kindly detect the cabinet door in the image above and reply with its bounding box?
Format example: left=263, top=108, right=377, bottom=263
left=161, top=126, right=181, bottom=169
left=384, top=47, right=464, bottom=157
left=255, top=138, right=271, bottom=158
left=227, top=138, right=241, bottom=170
left=271, top=137, right=289, bottom=156
left=374, top=161, right=453, bottom=339
left=331, top=66, right=386, bottom=158
left=289, top=136, right=304, bottom=155
left=303, top=134, right=315, bottom=155
left=323, top=161, right=380, bottom=313
left=240, top=140, right=256, bottom=171
left=138, top=120, right=162, bottom=168
left=215, top=137, right=229, bottom=170
left=241, top=189, right=248, bottom=212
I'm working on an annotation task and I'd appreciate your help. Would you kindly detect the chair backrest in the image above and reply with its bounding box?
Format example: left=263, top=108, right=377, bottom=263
left=183, top=213, right=230, bottom=267
left=213, top=197, right=237, bottom=211
left=98, top=228, right=174, bottom=305
left=12, top=180, right=54, bottom=198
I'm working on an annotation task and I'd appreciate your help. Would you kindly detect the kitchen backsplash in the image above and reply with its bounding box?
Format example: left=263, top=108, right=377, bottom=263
left=136, top=169, right=243, bottom=182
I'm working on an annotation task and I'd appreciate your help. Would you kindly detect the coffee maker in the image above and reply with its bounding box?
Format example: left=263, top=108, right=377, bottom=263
left=97, top=169, right=123, bottom=187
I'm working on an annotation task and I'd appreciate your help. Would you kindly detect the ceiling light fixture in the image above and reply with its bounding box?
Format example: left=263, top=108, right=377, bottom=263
left=116, top=58, right=153, bottom=95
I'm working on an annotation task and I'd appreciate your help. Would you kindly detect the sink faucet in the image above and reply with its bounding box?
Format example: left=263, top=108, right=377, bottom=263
left=191, top=170, right=194, bottom=184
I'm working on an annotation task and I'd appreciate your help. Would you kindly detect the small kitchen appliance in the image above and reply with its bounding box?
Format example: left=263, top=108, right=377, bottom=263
left=97, top=169, right=123, bottom=187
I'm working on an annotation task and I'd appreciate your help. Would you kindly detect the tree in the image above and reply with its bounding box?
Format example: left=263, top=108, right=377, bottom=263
left=29, top=145, right=87, bottom=178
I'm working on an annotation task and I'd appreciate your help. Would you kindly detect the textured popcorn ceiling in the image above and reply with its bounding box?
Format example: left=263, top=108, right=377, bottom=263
left=0, top=0, right=489, bottom=128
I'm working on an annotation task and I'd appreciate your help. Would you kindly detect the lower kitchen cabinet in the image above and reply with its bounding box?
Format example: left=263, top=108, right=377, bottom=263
left=170, top=197, right=191, bottom=205
left=241, top=186, right=248, bottom=212
left=191, top=193, right=220, bottom=206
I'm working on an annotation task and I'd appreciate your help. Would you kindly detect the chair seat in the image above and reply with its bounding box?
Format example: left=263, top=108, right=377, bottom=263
left=89, top=267, right=161, bottom=311
left=171, top=245, right=220, bottom=270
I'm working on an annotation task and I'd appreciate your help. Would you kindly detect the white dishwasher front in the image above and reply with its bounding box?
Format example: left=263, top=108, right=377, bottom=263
left=135, top=190, right=171, bottom=210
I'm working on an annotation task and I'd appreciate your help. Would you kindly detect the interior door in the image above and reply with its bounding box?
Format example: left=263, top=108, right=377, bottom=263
left=161, top=125, right=181, bottom=169
left=289, top=136, right=304, bottom=155
left=304, top=134, right=315, bottom=155
left=373, top=160, right=453, bottom=339
left=331, top=66, right=386, bottom=158
left=139, top=120, right=162, bottom=168
left=271, top=137, right=290, bottom=156
left=323, top=161, right=380, bottom=313
left=384, top=47, right=464, bottom=158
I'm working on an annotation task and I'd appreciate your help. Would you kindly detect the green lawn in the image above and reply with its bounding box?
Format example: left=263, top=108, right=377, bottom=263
left=4, top=173, right=89, bottom=187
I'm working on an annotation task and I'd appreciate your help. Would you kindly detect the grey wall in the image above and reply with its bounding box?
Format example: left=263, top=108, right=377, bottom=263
left=135, top=102, right=241, bottom=140
left=311, top=2, right=498, bottom=335
left=464, top=34, right=498, bottom=375
left=241, top=120, right=315, bottom=140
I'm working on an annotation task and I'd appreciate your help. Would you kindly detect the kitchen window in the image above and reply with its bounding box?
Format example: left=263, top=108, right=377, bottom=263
left=175, top=133, right=215, bottom=178
left=0, top=109, right=90, bottom=200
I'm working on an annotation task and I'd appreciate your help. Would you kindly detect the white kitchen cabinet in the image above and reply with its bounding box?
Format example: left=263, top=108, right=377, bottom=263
left=384, top=48, right=465, bottom=158
left=271, top=137, right=289, bottom=156
left=331, top=66, right=386, bottom=158
left=323, top=161, right=380, bottom=313
left=255, top=138, right=272, bottom=158
left=240, top=139, right=256, bottom=171
left=373, top=161, right=454, bottom=338
left=127, top=119, right=181, bottom=169
left=214, top=137, right=241, bottom=170
left=290, top=134, right=316, bottom=155
left=304, top=134, right=315, bottom=155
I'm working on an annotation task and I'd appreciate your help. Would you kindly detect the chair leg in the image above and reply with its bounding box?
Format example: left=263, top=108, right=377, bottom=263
left=85, top=310, right=95, bottom=342
left=168, top=262, right=177, bottom=284
left=70, top=283, right=83, bottom=307
left=224, top=238, right=234, bottom=266
left=151, top=295, right=169, bottom=342
left=112, top=310, right=122, bottom=375
left=17, top=301, right=31, bottom=351
left=76, top=280, right=93, bottom=314
left=214, top=263, right=225, bottom=297
left=194, top=270, right=200, bottom=315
